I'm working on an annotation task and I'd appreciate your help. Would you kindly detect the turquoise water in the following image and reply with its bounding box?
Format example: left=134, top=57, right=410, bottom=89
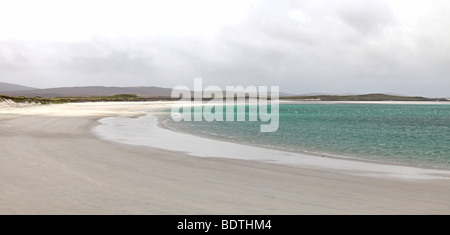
left=163, top=103, right=450, bottom=169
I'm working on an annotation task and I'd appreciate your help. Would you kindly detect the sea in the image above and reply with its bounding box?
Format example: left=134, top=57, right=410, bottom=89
left=161, top=103, right=450, bottom=170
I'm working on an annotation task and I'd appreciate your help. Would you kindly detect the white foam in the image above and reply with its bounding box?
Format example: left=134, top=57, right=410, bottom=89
left=93, top=113, right=450, bottom=180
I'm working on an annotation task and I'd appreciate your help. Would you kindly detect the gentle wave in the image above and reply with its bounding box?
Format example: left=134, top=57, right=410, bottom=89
left=93, top=112, right=450, bottom=179
left=163, top=103, right=450, bottom=170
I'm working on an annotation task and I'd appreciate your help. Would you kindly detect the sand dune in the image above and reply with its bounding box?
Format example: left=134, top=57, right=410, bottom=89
left=0, top=99, right=41, bottom=110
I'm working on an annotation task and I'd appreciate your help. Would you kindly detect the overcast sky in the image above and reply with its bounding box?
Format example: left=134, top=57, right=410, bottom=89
left=0, top=0, right=449, bottom=97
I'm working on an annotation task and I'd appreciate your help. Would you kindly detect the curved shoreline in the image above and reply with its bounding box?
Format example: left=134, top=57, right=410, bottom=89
left=161, top=100, right=450, bottom=171
left=94, top=111, right=450, bottom=180
left=159, top=113, right=449, bottom=172
left=2, top=102, right=450, bottom=214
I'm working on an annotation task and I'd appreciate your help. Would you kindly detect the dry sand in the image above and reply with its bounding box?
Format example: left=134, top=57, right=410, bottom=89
left=1, top=102, right=450, bottom=214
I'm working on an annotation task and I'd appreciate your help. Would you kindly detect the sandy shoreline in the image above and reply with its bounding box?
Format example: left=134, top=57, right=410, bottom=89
left=95, top=112, right=450, bottom=180
left=1, top=102, right=450, bottom=214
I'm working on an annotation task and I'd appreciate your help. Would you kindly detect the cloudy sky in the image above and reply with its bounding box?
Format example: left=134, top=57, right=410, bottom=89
left=0, top=0, right=449, bottom=97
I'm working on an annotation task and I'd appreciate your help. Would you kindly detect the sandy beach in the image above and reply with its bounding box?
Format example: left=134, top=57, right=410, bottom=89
left=1, top=102, right=450, bottom=214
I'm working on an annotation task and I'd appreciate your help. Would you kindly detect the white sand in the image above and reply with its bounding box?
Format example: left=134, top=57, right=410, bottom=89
left=1, top=102, right=450, bottom=214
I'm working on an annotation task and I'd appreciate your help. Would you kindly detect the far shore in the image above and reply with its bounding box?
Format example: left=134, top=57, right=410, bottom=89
left=1, top=101, right=450, bottom=214
left=278, top=100, right=450, bottom=105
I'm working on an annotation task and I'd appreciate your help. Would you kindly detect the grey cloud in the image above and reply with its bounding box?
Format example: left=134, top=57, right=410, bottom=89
left=336, top=0, right=395, bottom=35
left=62, top=43, right=155, bottom=75
left=0, top=41, right=33, bottom=71
left=0, top=0, right=449, bottom=97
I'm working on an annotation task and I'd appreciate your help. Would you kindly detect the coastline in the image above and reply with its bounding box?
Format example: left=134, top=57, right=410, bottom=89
left=95, top=112, right=450, bottom=180
left=279, top=100, right=450, bottom=105
left=1, top=102, right=450, bottom=214
left=163, top=100, right=450, bottom=171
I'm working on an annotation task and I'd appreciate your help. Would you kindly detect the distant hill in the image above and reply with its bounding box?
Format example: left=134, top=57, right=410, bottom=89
left=282, top=93, right=447, bottom=101
left=279, top=92, right=295, bottom=97
left=1, top=85, right=299, bottom=98
left=0, top=82, right=36, bottom=92
left=2, top=84, right=446, bottom=101
left=1, top=86, right=174, bottom=98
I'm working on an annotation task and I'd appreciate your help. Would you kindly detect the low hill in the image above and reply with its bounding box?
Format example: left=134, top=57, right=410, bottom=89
left=282, top=93, right=447, bottom=101
left=0, top=82, right=37, bottom=92
left=1, top=86, right=174, bottom=98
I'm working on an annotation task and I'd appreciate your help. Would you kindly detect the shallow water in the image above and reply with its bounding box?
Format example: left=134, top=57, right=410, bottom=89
left=163, top=103, right=450, bottom=169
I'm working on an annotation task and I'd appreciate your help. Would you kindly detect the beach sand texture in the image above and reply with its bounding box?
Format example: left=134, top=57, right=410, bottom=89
left=1, top=102, right=450, bottom=214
